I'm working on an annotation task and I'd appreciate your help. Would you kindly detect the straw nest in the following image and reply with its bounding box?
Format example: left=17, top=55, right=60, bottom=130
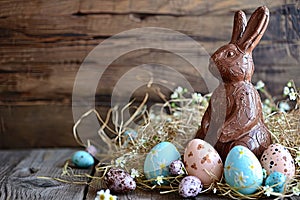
left=72, top=86, right=300, bottom=199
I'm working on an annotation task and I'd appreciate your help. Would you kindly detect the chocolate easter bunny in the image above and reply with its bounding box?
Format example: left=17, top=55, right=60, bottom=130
left=195, top=6, right=272, bottom=161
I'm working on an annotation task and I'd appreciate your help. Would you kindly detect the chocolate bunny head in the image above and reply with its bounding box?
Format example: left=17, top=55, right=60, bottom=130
left=209, top=6, right=269, bottom=83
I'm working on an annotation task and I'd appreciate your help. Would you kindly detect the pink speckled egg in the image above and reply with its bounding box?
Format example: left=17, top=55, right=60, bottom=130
left=260, top=143, right=295, bottom=179
left=104, top=168, right=136, bottom=193
left=183, top=139, right=223, bottom=187
left=178, top=176, right=202, bottom=198
left=169, top=160, right=185, bottom=175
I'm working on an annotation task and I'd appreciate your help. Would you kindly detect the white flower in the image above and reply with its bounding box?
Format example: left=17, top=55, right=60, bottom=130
left=255, top=80, right=265, bottom=90
left=149, top=113, right=155, bottom=120
left=95, top=189, right=117, bottom=200
left=279, top=102, right=291, bottom=112
left=293, top=183, right=300, bottom=196
left=175, top=86, right=183, bottom=94
left=201, top=98, right=209, bottom=108
left=115, top=156, right=126, bottom=168
left=157, top=159, right=167, bottom=170
left=262, top=104, right=272, bottom=115
left=138, top=138, right=146, bottom=145
left=262, top=168, right=267, bottom=179
left=248, top=164, right=255, bottom=171
left=238, top=149, right=245, bottom=159
left=234, top=171, right=249, bottom=187
left=170, top=92, right=178, bottom=99
left=263, top=185, right=273, bottom=197
left=287, top=81, right=293, bottom=88
left=150, top=149, right=158, bottom=157
left=166, top=117, right=172, bottom=122
left=173, top=111, right=181, bottom=118
left=225, top=162, right=234, bottom=176
left=156, top=175, right=164, bottom=185
left=192, top=93, right=203, bottom=103
left=171, top=87, right=187, bottom=99
left=283, top=86, right=290, bottom=96
left=289, top=88, right=297, bottom=100
left=109, top=196, right=117, bottom=200
left=264, top=99, right=271, bottom=105
left=213, top=188, right=217, bottom=194
left=130, top=168, right=139, bottom=178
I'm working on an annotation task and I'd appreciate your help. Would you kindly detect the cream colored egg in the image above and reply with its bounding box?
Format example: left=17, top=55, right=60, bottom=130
left=260, top=143, right=295, bottom=179
left=184, top=139, right=223, bottom=187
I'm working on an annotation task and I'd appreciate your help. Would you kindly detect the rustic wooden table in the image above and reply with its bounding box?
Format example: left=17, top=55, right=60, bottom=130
left=0, top=149, right=298, bottom=200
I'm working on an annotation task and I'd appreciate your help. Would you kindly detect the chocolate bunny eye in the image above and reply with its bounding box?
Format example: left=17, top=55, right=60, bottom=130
left=226, top=50, right=236, bottom=58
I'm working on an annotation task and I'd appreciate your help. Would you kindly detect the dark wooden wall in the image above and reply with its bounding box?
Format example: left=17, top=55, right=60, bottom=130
left=0, top=0, right=299, bottom=148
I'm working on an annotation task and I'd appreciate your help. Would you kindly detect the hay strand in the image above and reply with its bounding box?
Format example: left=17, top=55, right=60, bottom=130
left=70, top=85, right=300, bottom=199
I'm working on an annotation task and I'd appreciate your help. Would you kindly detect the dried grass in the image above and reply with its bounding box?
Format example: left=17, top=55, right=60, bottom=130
left=72, top=89, right=300, bottom=199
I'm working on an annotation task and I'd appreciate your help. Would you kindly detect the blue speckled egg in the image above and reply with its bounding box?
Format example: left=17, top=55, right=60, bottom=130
left=265, top=171, right=286, bottom=193
left=144, top=142, right=181, bottom=181
left=71, top=151, right=94, bottom=168
left=224, top=146, right=263, bottom=195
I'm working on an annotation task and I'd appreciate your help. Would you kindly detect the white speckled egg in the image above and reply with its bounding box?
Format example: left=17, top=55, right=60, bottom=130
left=144, top=142, right=181, bottom=181
left=260, top=143, right=295, bottom=179
left=224, top=146, right=263, bottom=195
left=178, top=176, right=202, bottom=198
left=183, top=139, right=223, bottom=187
left=169, top=160, right=185, bottom=175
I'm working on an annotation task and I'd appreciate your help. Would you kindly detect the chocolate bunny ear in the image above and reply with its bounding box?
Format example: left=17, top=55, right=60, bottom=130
left=237, top=6, right=269, bottom=53
left=230, top=10, right=247, bottom=44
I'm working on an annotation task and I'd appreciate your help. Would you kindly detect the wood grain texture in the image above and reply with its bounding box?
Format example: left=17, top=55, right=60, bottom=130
left=290, top=196, right=300, bottom=200
left=0, top=0, right=285, bottom=16
left=0, top=149, right=91, bottom=200
left=0, top=41, right=299, bottom=103
left=0, top=105, right=115, bottom=148
left=0, top=1, right=299, bottom=105
left=0, top=0, right=299, bottom=149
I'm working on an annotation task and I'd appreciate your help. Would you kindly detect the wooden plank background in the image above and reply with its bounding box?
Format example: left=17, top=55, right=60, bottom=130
left=0, top=0, right=299, bottom=148
left=0, top=149, right=91, bottom=200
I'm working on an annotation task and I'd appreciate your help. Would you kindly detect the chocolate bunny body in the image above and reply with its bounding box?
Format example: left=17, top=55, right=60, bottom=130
left=195, top=6, right=272, bottom=161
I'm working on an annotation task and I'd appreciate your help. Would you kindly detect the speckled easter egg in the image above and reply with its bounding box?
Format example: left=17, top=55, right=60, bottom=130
left=178, top=176, right=202, bottom=198
left=260, top=143, right=295, bottom=179
left=184, top=139, right=223, bottom=187
left=85, top=145, right=97, bottom=157
left=169, top=160, right=185, bottom=175
left=224, top=146, right=263, bottom=195
left=144, top=142, right=181, bottom=181
left=71, top=150, right=94, bottom=168
left=104, top=168, right=136, bottom=193
left=265, top=171, right=286, bottom=193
